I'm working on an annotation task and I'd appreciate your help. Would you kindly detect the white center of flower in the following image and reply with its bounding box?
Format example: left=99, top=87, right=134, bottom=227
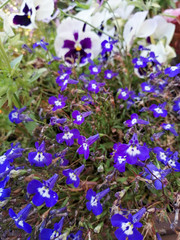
left=121, top=92, right=126, bottom=97
left=121, top=222, right=133, bottom=235
left=93, top=67, right=98, bottom=73
left=164, top=124, right=171, bottom=129
left=38, top=186, right=50, bottom=198
left=63, top=80, right=68, bottom=85
left=91, top=84, right=97, bottom=89
left=152, top=170, right=161, bottom=179
left=77, top=115, right=82, bottom=121
left=17, top=220, right=24, bottom=227
left=34, top=152, right=44, bottom=162
left=154, top=107, right=163, bottom=114
left=60, top=73, right=67, bottom=80
left=168, top=159, right=176, bottom=167
left=0, top=188, right=3, bottom=197
left=131, top=119, right=137, bottom=125
left=0, top=155, right=6, bottom=164
left=50, top=230, right=60, bottom=239
left=69, top=172, right=77, bottom=181
left=145, top=86, right=150, bottom=91
left=136, top=60, right=143, bottom=66
left=126, top=146, right=140, bottom=157
left=63, top=132, right=73, bottom=140
left=83, top=143, right=88, bottom=151
left=170, top=66, right=178, bottom=71
left=117, top=156, right=126, bottom=164
left=55, top=100, right=62, bottom=106
left=159, top=152, right=166, bottom=161
left=12, top=112, right=18, bottom=118
left=107, top=73, right=112, bottom=78
left=105, top=42, right=111, bottom=49
left=90, top=196, right=98, bottom=206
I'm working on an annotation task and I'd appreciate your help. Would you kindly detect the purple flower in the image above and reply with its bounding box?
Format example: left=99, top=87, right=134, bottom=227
left=63, top=165, right=84, bottom=188
left=39, top=217, right=64, bottom=240
left=86, top=188, right=110, bottom=216
left=161, top=123, right=178, bottom=136
left=113, top=150, right=127, bottom=173
left=28, top=141, right=52, bottom=167
left=111, top=208, right=146, bottom=240
left=81, top=94, right=94, bottom=105
left=50, top=117, right=67, bottom=126
left=77, top=134, right=99, bottom=160
left=144, top=164, right=170, bottom=190
left=166, top=151, right=180, bottom=172
left=48, top=94, right=67, bottom=111
left=141, top=82, right=155, bottom=93
left=101, top=38, right=117, bottom=56
left=146, top=51, right=160, bottom=66
left=173, top=98, right=180, bottom=113
left=33, top=39, right=49, bottom=51
left=132, top=56, right=147, bottom=68
left=115, top=133, right=150, bottom=165
left=56, top=73, right=78, bottom=91
left=56, top=126, right=80, bottom=146
left=68, top=230, right=83, bottom=240
left=5, top=142, right=24, bottom=162
left=27, top=174, right=58, bottom=207
left=88, top=80, right=105, bottom=94
left=124, top=113, right=149, bottom=127
left=72, top=110, right=92, bottom=125
left=153, top=147, right=168, bottom=164
left=118, top=88, right=130, bottom=100
left=164, top=63, right=180, bottom=77
left=9, top=106, right=33, bottom=124
left=9, top=203, right=32, bottom=233
left=54, top=148, right=69, bottom=167
left=149, top=102, right=167, bottom=118
left=0, top=175, right=11, bottom=202
left=104, top=70, right=118, bottom=79
left=89, top=64, right=101, bottom=75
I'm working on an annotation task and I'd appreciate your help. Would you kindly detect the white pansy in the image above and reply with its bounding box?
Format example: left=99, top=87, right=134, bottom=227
left=0, top=10, right=14, bottom=42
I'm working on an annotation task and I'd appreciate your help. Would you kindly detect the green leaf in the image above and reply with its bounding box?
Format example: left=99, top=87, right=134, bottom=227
left=10, top=54, right=23, bottom=69
left=0, top=96, right=7, bottom=108
left=29, top=68, right=47, bottom=83
left=24, top=121, right=38, bottom=136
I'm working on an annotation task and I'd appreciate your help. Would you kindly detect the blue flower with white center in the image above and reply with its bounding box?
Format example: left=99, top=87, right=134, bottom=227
left=166, top=151, right=180, bottom=172
left=39, top=217, right=64, bottom=240
left=27, top=174, right=58, bottom=207
left=48, top=94, right=67, bottom=111
left=116, top=133, right=149, bottom=165
left=161, top=123, right=178, bottom=136
left=149, top=102, right=167, bottom=118
left=9, top=203, right=32, bottom=233
left=33, top=39, right=49, bottom=51
left=164, top=63, right=180, bottom=77
left=111, top=208, right=146, bottom=240
left=54, top=148, right=69, bottom=167
left=144, top=164, right=171, bottom=190
left=113, top=151, right=127, bottom=173
left=5, top=142, right=24, bottom=161
left=153, top=147, right=168, bottom=164
left=72, top=110, right=92, bottom=125
left=28, top=141, right=52, bottom=167
left=56, top=126, right=80, bottom=146
left=86, top=188, right=110, bottom=216
left=124, top=113, right=149, bottom=128
left=104, top=70, right=118, bottom=80
left=88, top=80, right=105, bottom=94
left=89, top=64, right=101, bottom=75
left=63, top=165, right=84, bottom=188
left=101, top=37, right=117, bottom=56
left=141, top=82, right=155, bottom=93
left=50, top=117, right=67, bottom=126
left=132, top=56, right=147, bottom=69
left=77, top=134, right=99, bottom=160
left=68, top=230, right=83, bottom=240
left=118, top=87, right=130, bottom=100
left=9, top=106, right=33, bottom=124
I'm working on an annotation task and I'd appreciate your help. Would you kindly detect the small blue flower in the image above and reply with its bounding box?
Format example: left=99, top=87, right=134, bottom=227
left=50, top=117, right=67, bottom=126
left=9, top=106, right=33, bottom=124
left=124, top=113, right=149, bottom=128
left=0, top=175, right=11, bottom=203
left=27, top=174, right=58, bottom=207
left=86, top=188, right=110, bottom=216
left=33, top=39, right=49, bottom=51
left=72, top=110, right=92, bottom=125
left=104, top=70, right=118, bottom=79
left=56, top=126, right=80, bottom=146
left=111, top=208, right=146, bottom=240
left=39, top=217, right=64, bottom=240
left=48, top=94, right=67, bottom=111
left=173, top=98, right=180, bottom=113
left=89, top=64, right=101, bottom=75
left=118, top=88, right=130, bottom=100
left=161, top=123, right=178, bottom=136
left=9, top=203, right=32, bottom=233
left=68, top=230, right=83, bottom=240
left=132, top=56, right=147, bottom=68
left=149, top=102, right=167, bottom=118
left=164, top=63, right=180, bottom=77
left=54, top=148, right=69, bottom=167
left=56, top=73, right=78, bottom=91
left=28, top=141, right=52, bottom=167
left=63, top=165, right=84, bottom=188
left=141, top=82, right=155, bottom=93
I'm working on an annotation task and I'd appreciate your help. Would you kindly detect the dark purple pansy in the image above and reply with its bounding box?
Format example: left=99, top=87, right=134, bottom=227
left=28, top=141, right=52, bottom=167
left=27, top=174, right=58, bottom=207
left=56, top=126, right=80, bottom=146
left=149, top=102, right=167, bottom=118
left=48, top=94, right=67, bottom=111
left=63, top=165, right=84, bottom=188
left=86, top=188, right=110, bottom=216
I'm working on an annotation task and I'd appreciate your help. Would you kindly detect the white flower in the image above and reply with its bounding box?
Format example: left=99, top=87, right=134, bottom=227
left=0, top=10, right=14, bottom=42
